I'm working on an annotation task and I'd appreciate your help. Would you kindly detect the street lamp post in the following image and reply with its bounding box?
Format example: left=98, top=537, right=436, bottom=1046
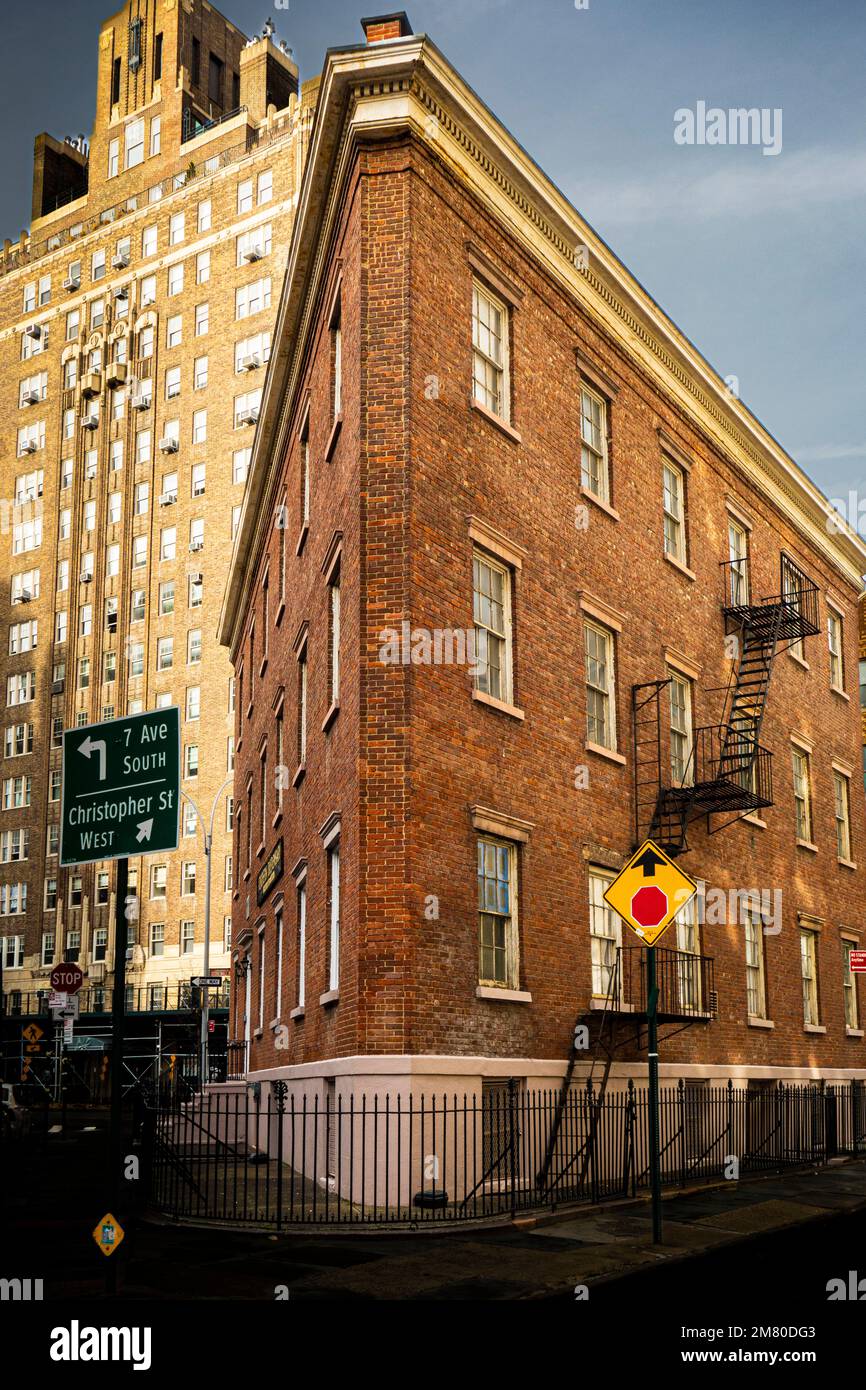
left=182, top=775, right=233, bottom=1086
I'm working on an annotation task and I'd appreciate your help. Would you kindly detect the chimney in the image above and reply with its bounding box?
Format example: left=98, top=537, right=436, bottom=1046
left=361, top=12, right=412, bottom=43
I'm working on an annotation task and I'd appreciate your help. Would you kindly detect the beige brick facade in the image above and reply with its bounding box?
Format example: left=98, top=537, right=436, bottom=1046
left=0, top=0, right=315, bottom=1013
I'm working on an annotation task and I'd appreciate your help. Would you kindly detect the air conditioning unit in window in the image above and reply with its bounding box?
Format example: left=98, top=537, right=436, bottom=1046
left=159, top=492, right=177, bottom=506
left=51, top=678, right=65, bottom=694
left=106, top=361, right=127, bottom=388
left=62, top=274, right=80, bottom=291
left=81, top=371, right=101, bottom=398
left=24, top=324, right=42, bottom=340
left=159, top=436, right=179, bottom=453
left=21, top=388, right=40, bottom=406
left=243, top=245, right=263, bottom=263
left=238, top=407, right=259, bottom=426
left=111, top=253, right=130, bottom=270
left=90, top=961, right=106, bottom=982
left=81, top=413, right=99, bottom=430
left=131, top=393, right=151, bottom=410
left=18, top=440, right=38, bottom=455
left=189, top=539, right=204, bottom=553
left=80, top=571, right=93, bottom=584
left=239, top=353, right=261, bottom=372
left=190, top=572, right=202, bottom=586
left=15, top=591, right=32, bottom=604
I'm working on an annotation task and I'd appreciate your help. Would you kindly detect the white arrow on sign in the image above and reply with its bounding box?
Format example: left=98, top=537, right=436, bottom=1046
left=78, top=735, right=107, bottom=781
left=136, top=818, right=154, bottom=843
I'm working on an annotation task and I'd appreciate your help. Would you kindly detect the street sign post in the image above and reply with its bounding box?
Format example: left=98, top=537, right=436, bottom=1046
left=60, top=708, right=180, bottom=866
left=59, top=708, right=180, bottom=1296
left=191, top=975, right=222, bottom=989
left=603, top=838, right=698, bottom=1245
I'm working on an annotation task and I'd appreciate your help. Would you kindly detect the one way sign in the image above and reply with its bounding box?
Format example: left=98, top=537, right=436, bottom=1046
left=603, top=839, right=697, bottom=946
left=60, top=709, right=180, bottom=866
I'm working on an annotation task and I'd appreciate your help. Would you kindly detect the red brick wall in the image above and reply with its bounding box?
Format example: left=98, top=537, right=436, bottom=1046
left=234, top=131, right=866, bottom=1076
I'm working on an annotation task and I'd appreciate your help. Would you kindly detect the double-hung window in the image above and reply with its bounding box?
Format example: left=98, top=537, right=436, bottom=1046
left=585, top=622, right=616, bottom=751
left=478, top=837, right=518, bottom=988
left=580, top=386, right=609, bottom=502
left=472, top=550, right=512, bottom=704
left=472, top=280, right=509, bottom=421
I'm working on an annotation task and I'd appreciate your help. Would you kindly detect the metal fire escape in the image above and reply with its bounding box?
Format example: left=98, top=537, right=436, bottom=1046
left=538, top=555, right=821, bottom=1194
left=634, top=553, right=820, bottom=856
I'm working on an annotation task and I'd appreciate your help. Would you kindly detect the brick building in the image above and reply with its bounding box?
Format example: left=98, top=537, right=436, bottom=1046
left=0, top=0, right=316, bottom=1025
left=219, top=15, right=866, bottom=1105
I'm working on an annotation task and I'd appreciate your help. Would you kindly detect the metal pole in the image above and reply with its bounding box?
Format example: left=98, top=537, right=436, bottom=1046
left=200, top=829, right=212, bottom=1085
left=647, top=944, right=662, bottom=1244
left=108, top=856, right=128, bottom=1297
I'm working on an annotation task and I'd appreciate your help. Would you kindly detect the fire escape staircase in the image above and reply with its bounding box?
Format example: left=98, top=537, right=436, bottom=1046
left=538, top=557, right=820, bottom=1192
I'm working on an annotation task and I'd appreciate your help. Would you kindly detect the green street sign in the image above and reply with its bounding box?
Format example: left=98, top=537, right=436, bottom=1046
left=60, top=708, right=180, bottom=866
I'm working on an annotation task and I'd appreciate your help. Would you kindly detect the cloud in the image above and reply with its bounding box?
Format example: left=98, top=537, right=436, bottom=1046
left=794, top=443, right=866, bottom=463
left=578, top=147, right=866, bottom=227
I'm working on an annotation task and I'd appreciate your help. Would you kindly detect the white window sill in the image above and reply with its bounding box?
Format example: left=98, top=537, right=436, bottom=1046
left=470, top=397, right=522, bottom=443
left=846, top=1026, right=864, bottom=1039
left=748, top=1016, right=775, bottom=1030
left=580, top=487, right=620, bottom=522
left=289, top=1005, right=305, bottom=1020
left=796, top=839, right=819, bottom=854
left=831, top=685, right=850, bottom=702
left=585, top=740, right=626, bottom=766
left=472, top=689, right=524, bottom=721
left=804, top=1023, right=827, bottom=1034
left=788, top=650, right=809, bottom=670
left=742, top=814, right=767, bottom=829
left=590, top=997, right=633, bottom=1012
left=253, top=1027, right=263, bottom=1039
left=319, top=989, right=339, bottom=1008
left=476, top=985, right=532, bottom=1003
left=322, top=700, right=340, bottom=733
left=837, top=858, right=857, bottom=871
left=664, top=552, right=696, bottom=582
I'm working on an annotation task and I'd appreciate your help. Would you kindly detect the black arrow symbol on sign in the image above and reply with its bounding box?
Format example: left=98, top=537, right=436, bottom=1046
left=634, top=848, right=666, bottom=878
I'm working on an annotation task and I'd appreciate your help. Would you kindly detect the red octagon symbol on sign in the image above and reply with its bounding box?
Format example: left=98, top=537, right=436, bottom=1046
left=631, top=886, right=668, bottom=929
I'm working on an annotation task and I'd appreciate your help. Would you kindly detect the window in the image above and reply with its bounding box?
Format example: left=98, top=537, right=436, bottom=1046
left=237, top=178, right=253, bottom=214
left=65, top=928, right=81, bottom=962
left=0, top=828, right=29, bottom=862
left=68, top=876, right=83, bottom=909
left=169, top=211, right=185, bottom=246
left=194, top=356, right=209, bottom=390
left=472, top=280, right=509, bottom=420
left=328, top=841, right=341, bottom=991
left=104, top=651, right=117, bottom=684
left=2, top=775, right=31, bottom=808
left=580, top=386, right=609, bottom=502
left=167, top=314, right=182, bottom=348
left=168, top=263, right=184, bottom=296
left=189, top=518, right=204, bottom=550
left=79, top=605, right=92, bottom=637
left=91, top=249, right=106, bottom=283
left=188, top=573, right=203, bottom=608
left=132, top=536, right=148, bottom=570
left=792, top=746, right=812, bottom=843
left=150, top=922, right=165, bottom=957
left=235, top=277, right=271, bottom=320
left=662, top=459, right=687, bottom=564
left=208, top=52, right=224, bottom=105
left=237, top=224, right=272, bottom=266
left=7, top=672, right=35, bottom=707
left=154, top=32, right=163, bottom=80
left=184, top=744, right=199, bottom=778
left=108, top=137, right=120, bottom=178
left=49, top=769, right=61, bottom=803
left=192, top=411, right=207, bottom=446
left=197, top=200, right=211, bottom=233
left=9, top=621, right=38, bottom=654
left=128, top=642, right=144, bottom=678
left=78, top=657, right=90, bottom=689
left=477, top=836, right=517, bottom=988
left=42, top=931, right=55, bottom=964
left=157, top=637, right=173, bottom=671
left=149, top=114, right=161, bottom=157
left=234, top=389, right=261, bottom=427
left=150, top=865, right=167, bottom=900
left=834, top=770, right=852, bottom=861
left=181, top=920, right=195, bottom=955
left=192, top=35, right=201, bottom=85
left=125, top=118, right=145, bottom=169
left=160, top=581, right=175, bottom=616
left=165, top=365, right=181, bottom=399
left=0, top=884, right=27, bottom=917
left=297, top=642, right=308, bottom=767
left=328, top=568, right=341, bottom=707
left=843, top=941, right=860, bottom=1029
left=258, top=169, right=273, bottom=205
left=233, top=448, right=251, bottom=485
left=1, top=936, right=24, bottom=969
left=186, top=686, right=200, bottom=721
left=161, top=527, right=177, bottom=562
left=92, top=927, right=108, bottom=963
left=669, top=673, right=693, bottom=786
left=4, top=722, right=34, bottom=757
left=745, top=909, right=767, bottom=1019
left=182, top=862, right=196, bottom=895
left=140, top=274, right=157, bottom=307
left=727, top=517, right=749, bottom=605
left=585, top=622, right=616, bottom=750
left=589, top=868, right=619, bottom=999
left=800, top=930, right=819, bottom=1026
left=472, top=551, right=512, bottom=703
left=828, top=607, right=844, bottom=690
left=195, top=302, right=209, bottom=335
left=108, top=491, right=122, bottom=525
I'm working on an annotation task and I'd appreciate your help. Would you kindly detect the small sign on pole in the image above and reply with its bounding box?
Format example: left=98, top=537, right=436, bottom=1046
left=850, top=950, right=866, bottom=973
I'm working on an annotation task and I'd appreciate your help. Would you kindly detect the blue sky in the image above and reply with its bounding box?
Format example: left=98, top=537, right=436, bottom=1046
left=4, top=0, right=864, bottom=519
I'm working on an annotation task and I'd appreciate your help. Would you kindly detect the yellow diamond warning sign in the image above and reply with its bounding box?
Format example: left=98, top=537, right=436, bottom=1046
left=603, top=839, right=697, bottom=947
left=92, top=1212, right=125, bottom=1258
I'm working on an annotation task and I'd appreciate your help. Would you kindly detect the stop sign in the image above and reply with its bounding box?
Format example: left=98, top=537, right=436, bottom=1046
left=50, top=962, right=84, bottom=994
left=631, top=886, right=668, bottom=929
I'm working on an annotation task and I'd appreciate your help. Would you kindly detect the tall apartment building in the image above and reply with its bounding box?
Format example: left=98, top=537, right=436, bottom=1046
left=220, top=15, right=866, bottom=1101
left=0, top=0, right=316, bottom=1020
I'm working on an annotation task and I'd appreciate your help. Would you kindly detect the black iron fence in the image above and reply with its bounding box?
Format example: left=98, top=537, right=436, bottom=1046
left=4, top=983, right=230, bottom=1018
left=147, top=1078, right=866, bottom=1230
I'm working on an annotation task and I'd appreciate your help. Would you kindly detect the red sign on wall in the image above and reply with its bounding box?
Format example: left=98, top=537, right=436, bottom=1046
left=849, top=950, right=866, bottom=974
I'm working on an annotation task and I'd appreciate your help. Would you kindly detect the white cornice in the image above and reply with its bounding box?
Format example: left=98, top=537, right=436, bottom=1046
left=219, top=33, right=866, bottom=652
